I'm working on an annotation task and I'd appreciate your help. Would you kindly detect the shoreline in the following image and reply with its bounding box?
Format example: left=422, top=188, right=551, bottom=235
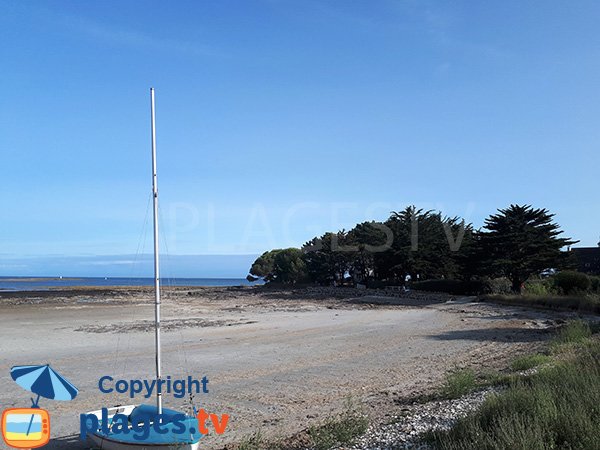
left=0, top=278, right=257, bottom=293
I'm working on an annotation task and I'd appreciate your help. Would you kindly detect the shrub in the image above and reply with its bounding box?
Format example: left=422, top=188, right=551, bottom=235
left=412, top=279, right=489, bottom=295
left=523, top=280, right=554, bottom=296
left=441, top=368, right=477, bottom=399
left=481, top=293, right=600, bottom=314
left=366, top=280, right=388, bottom=289
left=553, top=271, right=591, bottom=294
left=487, top=277, right=512, bottom=295
left=462, top=280, right=491, bottom=295
left=589, top=275, right=600, bottom=293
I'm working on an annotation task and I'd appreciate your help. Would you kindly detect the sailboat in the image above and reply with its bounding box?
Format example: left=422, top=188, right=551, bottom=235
left=86, top=89, right=202, bottom=450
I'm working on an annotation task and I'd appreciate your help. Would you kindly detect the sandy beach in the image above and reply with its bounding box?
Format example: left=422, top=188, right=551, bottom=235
left=0, top=286, right=576, bottom=449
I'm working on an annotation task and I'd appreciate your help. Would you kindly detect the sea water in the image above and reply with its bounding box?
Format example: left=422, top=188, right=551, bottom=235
left=0, top=277, right=258, bottom=291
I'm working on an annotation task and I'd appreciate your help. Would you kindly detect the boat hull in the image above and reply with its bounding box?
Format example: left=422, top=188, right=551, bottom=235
left=86, top=405, right=201, bottom=450
left=89, top=434, right=200, bottom=450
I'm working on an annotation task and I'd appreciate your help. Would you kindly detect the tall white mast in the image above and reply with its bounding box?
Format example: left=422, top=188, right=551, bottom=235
left=150, top=87, right=163, bottom=415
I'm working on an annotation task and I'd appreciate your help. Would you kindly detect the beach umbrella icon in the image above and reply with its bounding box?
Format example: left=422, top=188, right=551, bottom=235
left=10, top=365, right=78, bottom=435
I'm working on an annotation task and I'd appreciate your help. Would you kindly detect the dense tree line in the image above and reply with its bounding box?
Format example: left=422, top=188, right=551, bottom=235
left=247, top=204, right=577, bottom=294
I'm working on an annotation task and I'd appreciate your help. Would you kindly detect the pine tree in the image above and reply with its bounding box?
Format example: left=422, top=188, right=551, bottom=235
left=480, top=205, right=577, bottom=293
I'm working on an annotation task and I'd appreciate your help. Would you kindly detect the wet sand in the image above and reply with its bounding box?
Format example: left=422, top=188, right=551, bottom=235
left=0, top=286, right=572, bottom=449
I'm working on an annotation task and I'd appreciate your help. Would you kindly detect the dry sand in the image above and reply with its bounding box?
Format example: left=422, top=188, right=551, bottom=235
left=0, top=286, right=576, bottom=449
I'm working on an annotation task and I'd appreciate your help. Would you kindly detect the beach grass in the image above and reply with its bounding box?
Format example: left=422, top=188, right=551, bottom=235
left=426, top=321, right=600, bottom=450
left=510, top=353, right=551, bottom=371
left=440, top=368, right=477, bottom=399
left=307, top=400, right=368, bottom=450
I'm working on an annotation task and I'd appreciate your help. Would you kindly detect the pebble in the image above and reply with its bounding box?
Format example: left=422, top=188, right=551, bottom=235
left=341, top=388, right=499, bottom=450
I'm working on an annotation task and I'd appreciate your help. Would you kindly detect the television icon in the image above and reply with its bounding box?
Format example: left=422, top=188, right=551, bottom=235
left=1, top=408, right=50, bottom=449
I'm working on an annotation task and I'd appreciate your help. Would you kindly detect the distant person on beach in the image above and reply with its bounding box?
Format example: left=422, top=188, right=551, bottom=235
left=403, top=274, right=412, bottom=291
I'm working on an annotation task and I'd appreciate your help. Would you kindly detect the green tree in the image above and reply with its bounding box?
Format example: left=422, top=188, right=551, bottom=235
left=346, top=221, right=392, bottom=282
left=302, top=231, right=351, bottom=285
left=377, top=206, right=472, bottom=281
left=273, top=248, right=308, bottom=284
left=453, top=227, right=483, bottom=281
left=248, top=248, right=308, bottom=284
left=248, top=249, right=282, bottom=282
left=479, top=204, right=577, bottom=293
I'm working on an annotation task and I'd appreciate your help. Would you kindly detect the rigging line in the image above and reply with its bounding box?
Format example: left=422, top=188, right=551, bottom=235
left=111, top=192, right=152, bottom=376
left=117, top=192, right=152, bottom=377
left=156, top=202, right=175, bottom=291
left=118, top=193, right=152, bottom=379
left=155, top=203, right=174, bottom=313
left=156, top=205, right=181, bottom=344
left=156, top=207, right=193, bottom=415
left=157, top=202, right=194, bottom=410
left=156, top=202, right=178, bottom=302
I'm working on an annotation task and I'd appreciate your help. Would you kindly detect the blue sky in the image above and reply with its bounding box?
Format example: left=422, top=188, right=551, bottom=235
left=1, top=1, right=599, bottom=277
